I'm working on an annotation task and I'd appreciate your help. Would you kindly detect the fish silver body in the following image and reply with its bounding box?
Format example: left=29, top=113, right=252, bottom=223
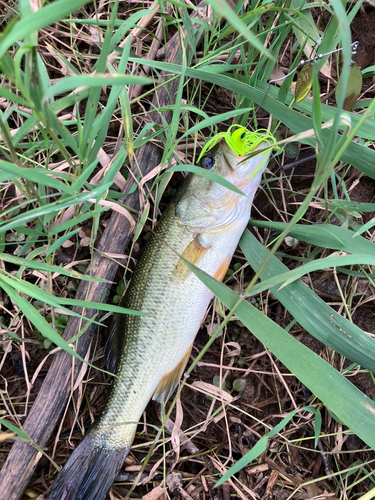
left=48, top=133, right=273, bottom=500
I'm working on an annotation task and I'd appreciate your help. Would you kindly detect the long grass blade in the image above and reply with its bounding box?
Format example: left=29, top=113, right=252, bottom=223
left=240, top=230, right=375, bottom=372
left=178, top=257, right=375, bottom=452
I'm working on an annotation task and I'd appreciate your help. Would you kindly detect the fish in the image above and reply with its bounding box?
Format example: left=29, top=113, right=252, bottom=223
left=47, top=126, right=276, bottom=500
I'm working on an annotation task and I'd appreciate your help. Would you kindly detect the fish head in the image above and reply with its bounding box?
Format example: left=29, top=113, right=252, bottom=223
left=176, top=127, right=276, bottom=232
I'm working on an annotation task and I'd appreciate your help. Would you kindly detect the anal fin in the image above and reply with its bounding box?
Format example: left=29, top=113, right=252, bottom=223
left=153, top=345, right=193, bottom=404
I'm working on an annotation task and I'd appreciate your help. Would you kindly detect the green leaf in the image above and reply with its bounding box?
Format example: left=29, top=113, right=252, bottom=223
left=324, top=199, right=375, bottom=214
left=0, top=419, right=30, bottom=442
left=246, top=253, right=375, bottom=295
left=262, top=81, right=375, bottom=141
left=44, top=74, right=152, bottom=102
left=81, top=0, right=119, bottom=154
left=353, top=218, right=375, bottom=237
left=216, top=406, right=308, bottom=487
left=179, top=108, right=253, bottom=140
left=177, top=256, right=375, bottom=453
left=128, top=57, right=375, bottom=178
left=232, top=378, right=246, bottom=392
left=240, top=230, right=375, bottom=372
left=0, top=183, right=112, bottom=234
left=45, top=228, right=82, bottom=257
left=0, top=419, right=60, bottom=469
left=46, top=206, right=109, bottom=237
left=0, top=272, right=145, bottom=317
left=336, top=62, right=363, bottom=111
left=0, top=160, right=75, bottom=195
left=134, top=205, right=150, bottom=242
left=203, top=0, right=272, bottom=58
left=165, top=164, right=245, bottom=196
left=250, top=220, right=375, bottom=254
left=0, top=280, right=87, bottom=364
left=0, top=0, right=92, bottom=59
left=0, top=253, right=107, bottom=282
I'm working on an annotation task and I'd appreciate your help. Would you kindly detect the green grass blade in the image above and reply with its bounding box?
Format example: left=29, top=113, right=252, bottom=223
left=0, top=0, right=92, bottom=59
left=108, top=9, right=155, bottom=51
left=240, top=230, right=375, bottom=372
left=0, top=160, right=75, bottom=195
left=0, top=280, right=87, bottom=363
left=0, top=183, right=112, bottom=234
left=250, top=221, right=375, bottom=254
left=0, top=253, right=107, bottom=282
left=247, top=254, right=375, bottom=294
left=54, top=299, right=145, bottom=316
left=204, top=0, right=272, bottom=58
left=0, top=419, right=32, bottom=442
left=0, top=419, right=59, bottom=469
left=164, top=164, right=245, bottom=195
left=45, top=228, right=82, bottom=257
left=46, top=206, right=108, bottom=237
left=128, top=57, right=375, bottom=177
left=179, top=107, right=253, bottom=139
left=323, top=199, right=375, bottom=214
left=115, top=36, right=134, bottom=162
left=44, top=75, right=152, bottom=102
left=178, top=258, right=375, bottom=452
left=81, top=0, right=119, bottom=153
left=215, top=406, right=313, bottom=487
left=1, top=272, right=144, bottom=327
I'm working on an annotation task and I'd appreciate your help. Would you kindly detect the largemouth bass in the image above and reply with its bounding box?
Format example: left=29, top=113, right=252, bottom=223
left=48, top=126, right=276, bottom=500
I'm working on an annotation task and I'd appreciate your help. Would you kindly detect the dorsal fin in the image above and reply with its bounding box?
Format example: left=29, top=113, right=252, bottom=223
left=153, top=345, right=193, bottom=404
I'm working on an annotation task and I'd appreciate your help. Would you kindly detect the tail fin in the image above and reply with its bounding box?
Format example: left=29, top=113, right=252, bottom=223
left=48, top=431, right=128, bottom=500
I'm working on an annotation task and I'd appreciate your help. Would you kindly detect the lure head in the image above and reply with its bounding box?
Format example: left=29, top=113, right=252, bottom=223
left=176, top=126, right=277, bottom=232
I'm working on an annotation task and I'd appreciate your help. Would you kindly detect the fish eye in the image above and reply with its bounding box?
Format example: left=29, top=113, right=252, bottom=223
left=240, top=132, right=246, bottom=140
left=201, top=156, right=214, bottom=170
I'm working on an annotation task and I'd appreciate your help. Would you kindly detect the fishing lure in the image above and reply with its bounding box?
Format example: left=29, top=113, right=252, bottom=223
left=270, top=40, right=359, bottom=104
left=198, top=125, right=277, bottom=177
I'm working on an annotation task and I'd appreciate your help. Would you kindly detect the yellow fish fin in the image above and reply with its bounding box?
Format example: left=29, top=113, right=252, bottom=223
left=172, top=237, right=209, bottom=280
left=153, top=345, right=193, bottom=404
left=213, top=255, right=231, bottom=282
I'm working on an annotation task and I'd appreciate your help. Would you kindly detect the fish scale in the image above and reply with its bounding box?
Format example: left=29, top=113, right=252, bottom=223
left=48, top=127, right=275, bottom=500
left=99, top=203, right=195, bottom=447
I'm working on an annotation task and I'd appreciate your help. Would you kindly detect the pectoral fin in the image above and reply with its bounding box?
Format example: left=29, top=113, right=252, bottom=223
left=213, top=255, right=231, bottom=282
left=172, top=238, right=209, bottom=280
left=153, top=345, right=192, bottom=404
